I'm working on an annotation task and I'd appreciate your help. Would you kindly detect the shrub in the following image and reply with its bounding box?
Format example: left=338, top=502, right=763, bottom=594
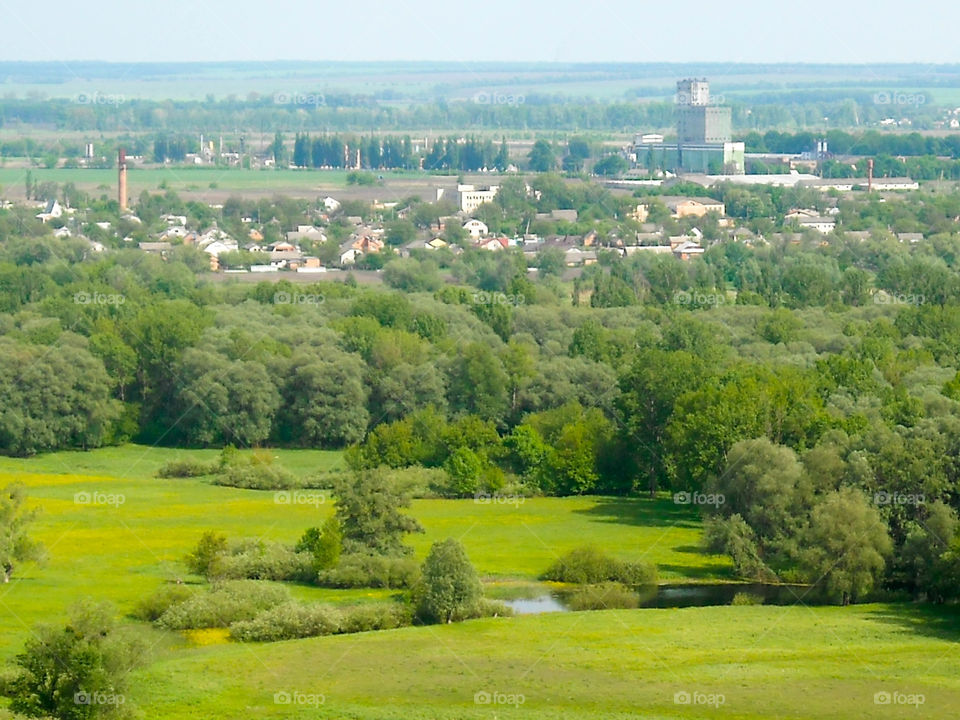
left=565, top=582, right=639, bottom=611
left=475, top=598, right=513, bottom=618
left=229, top=601, right=342, bottom=642
left=156, top=580, right=290, bottom=630
left=541, top=546, right=657, bottom=586
left=212, top=461, right=298, bottom=490
left=229, top=602, right=412, bottom=642
left=317, top=553, right=420, bottom=589
left=133, top=583, right=195, bottom=622
left=731, top=591, right=765, bottom=606
left=339, top=603, right=412, bottom=634
left=157, top=459, right=219, bottom=478
left=215, top=539, right=315, bottom=582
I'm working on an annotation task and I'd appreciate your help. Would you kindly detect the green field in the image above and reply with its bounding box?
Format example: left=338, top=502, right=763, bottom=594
left=130, top=603, right=960, bottom=719
left=0, top=446, right=729, bottom=661
left=2, top=445, right=957, bottom=719
left=0, top=166, right=434, bottom=199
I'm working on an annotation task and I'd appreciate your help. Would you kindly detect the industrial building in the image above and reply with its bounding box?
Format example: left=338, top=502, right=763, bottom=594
left=630, top=79, right=745, bottom=175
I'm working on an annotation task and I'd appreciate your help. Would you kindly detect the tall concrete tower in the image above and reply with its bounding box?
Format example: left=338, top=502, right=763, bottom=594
left=118, top=148, right=128, bottom=211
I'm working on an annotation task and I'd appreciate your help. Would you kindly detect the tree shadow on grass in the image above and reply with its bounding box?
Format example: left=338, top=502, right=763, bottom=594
left=863, top=603, right=960, bottom=643
left=573, top=496, right=702, bottom=529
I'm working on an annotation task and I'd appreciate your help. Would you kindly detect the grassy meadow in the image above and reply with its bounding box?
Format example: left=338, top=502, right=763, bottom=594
left=0, top=445, right=728, bottom=661
left=1, top=445, right=958, bottom=719
left=0, top=166, right=436, bottom=201
left=129, top=603, right=960, bottom=719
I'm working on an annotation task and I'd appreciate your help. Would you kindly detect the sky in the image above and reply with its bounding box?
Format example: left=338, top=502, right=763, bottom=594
left=0, top=0, right=958, bottom=64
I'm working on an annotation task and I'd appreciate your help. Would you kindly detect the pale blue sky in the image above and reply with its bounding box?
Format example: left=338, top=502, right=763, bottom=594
left=0, top=0, right=957, bottom=63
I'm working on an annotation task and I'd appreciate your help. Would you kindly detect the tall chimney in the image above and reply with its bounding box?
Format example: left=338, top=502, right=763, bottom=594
left=867, top=158, right=874, bottom=193
left=118, top=148, right=128, bottom=211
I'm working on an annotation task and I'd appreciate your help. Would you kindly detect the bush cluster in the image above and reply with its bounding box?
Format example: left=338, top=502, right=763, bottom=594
left=229, top=601, right=412, bottom=642
left=317, top=553, right=420, bottom=589
left=154, top=580, right=290, bottom=630
left=211, top=461, right=299, bottom=490
left=541, top=546, right=657, bottom=586
left=215, top=539, right=315, bottom=582
left=156, top=459, right=219, bottom=478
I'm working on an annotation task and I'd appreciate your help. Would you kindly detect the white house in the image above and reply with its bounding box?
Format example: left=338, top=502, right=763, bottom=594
left=797, top=216, right=837, bottom=234
left=36, top=199, right=63, bottom=223
left=463, top=219, right=488, bottom=239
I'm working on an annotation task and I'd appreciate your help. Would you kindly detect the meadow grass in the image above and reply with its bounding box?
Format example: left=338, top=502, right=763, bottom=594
left=0, top=445, right=729, bottom=664
left=0, top=166, right=424, bottom=196
left=129, top=603, right=960, bottom=719
left=2, top=446, right=958, bottom=719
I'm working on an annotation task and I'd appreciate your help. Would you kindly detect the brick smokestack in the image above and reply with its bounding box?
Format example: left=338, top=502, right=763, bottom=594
left=118, top=148, right=128, bottom=211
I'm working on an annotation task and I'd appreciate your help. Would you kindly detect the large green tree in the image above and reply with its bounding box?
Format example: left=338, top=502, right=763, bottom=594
left=334, top=469, right=424, bottom=555
left=414, top=538, right=482, bottom=623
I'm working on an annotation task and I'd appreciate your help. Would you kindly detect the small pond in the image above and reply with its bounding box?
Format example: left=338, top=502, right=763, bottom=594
left=502, top=583, right=813, bottom=615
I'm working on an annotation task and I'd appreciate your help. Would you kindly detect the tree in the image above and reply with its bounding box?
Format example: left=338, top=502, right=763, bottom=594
left=295, top=515, right=342, bottom=571
left=446, top=343, right=509, bottom=422
left=281, top=353, right=369, bottom=447
left=0, top=341, right=119, bottom=456
left=174, top=350, right=279, bottom=447
left=494, top=138, right=509, bottom=170
left=0, top=484, right=42, bottom=583
left=384, top=219, right=417, bottom=247
left=185, top=530, right=227, bottom=577
left=801, top=488, right=892, bottom=605
left=593, top=154, right=629, bottom=176
left=334, top=469, right=424, bottom=555
left=537, top=247, right=566, bottom=278
left=528, top=140, right=556, bottom=172
left=444, top=447, right=483, bottom=496
left=270, top=132, right=286, bottom=165
left=11, top=600, right=147, bottom=720
left=415, top=538, right=482, bottom=623
left=709, top=438, right=812, bottom=561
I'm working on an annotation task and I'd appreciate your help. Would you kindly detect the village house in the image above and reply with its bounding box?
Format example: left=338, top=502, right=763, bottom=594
left=658, top=196, right=726, bottom=218
left=35, top=199, right=63, bottom=223
left=462, top=219, right=488, bottom=239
